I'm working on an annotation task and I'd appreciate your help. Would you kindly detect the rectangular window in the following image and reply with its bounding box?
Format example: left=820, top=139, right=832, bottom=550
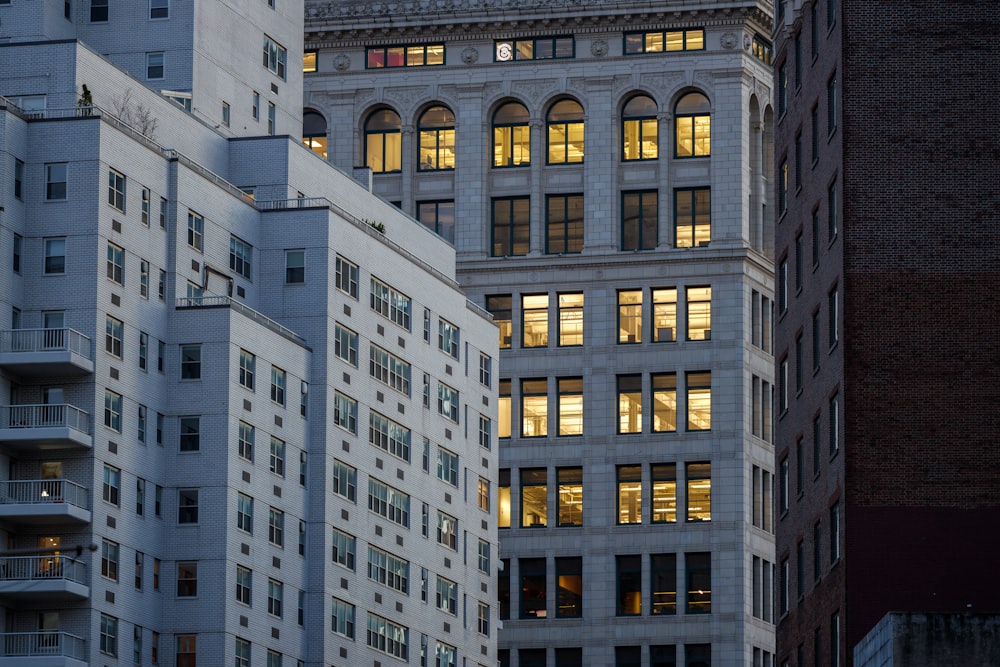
left=236, top=565, right=252, bottom=605
left=624, top=29, right=705, bottom=53
left=369, top=411, right=411, bottom=461
left=686, top=552, right=711, bottom=614
left=436, top=447, right=459, bottom=486
left=494, top=36, right=574, bottom=61
left=367, top=43, right=445, bottom=68
left=108, top=169, right=126, bottom=211
left=332, top=528, right=356, bottom=569
left=332, top=460, right=357, bottom=501
left=521, top=294, right=549, bottom=347
left=238, top=349, right=255, bottom=390
left=498, top=469, right=511, bottom=529
left=478, top=476, right=490, bottom=511
left=135, top=551, right=144, bottom=588
left=150, top=0, right=168, bottom=19
left=334, top=392, right=357, bottom=433
left=14, top=160, right=23, bottom=200
left=479, top=353, right=493, bottom=387
left=437, top=382, right=459, bottom=422
left=778, top=62, right=788, bottom=117
left=686, top=286, right=712, bottom=341
left=263, top=35, right=288, bottom=79
left=107, top=243, right=124, bottom=284
left=653, top=288, right=677, bottom=342
left=267, top=579, right=283, bottom=617
left=778, top=158, right=789, bottom=215
left=520, top=557, right=546, bottom=618
left=686, top=371, right=711, bottom=431
left=478, top=413, right=492, bottom=449
left=146, top=52, right=164, bottom=79
left=331, top=597, right=355, bottom=638
left=651, top=553, right=677, bottom=615
left=686, top=462, right=711, bottom=522
left=622, top=190, right=658, bottom=251
left=437, top=319, right=460, bottom=358
left=105, top=389, right=123, bottom=432
left=103, top=464, right=121, bottom=506
left=139, top=259, right=150, bottom=298
left=828, top=286, right=839, bottom=349
left=521, top=378, right=548, bottom=437
left=492, top=196, right=530, bottom=256
left=237, top=493, right=254, bottom=533
left=186, top=211, right=204, bottom=251
left=478, top=539, right=491, bottom=573
left=44, top=237, right=66, bottom=274
left=45, top=163, right=67, bottom=200
left=545, top=193, right=584, bottom=254
left=335, top=255, right=359, bottom=298
left=617, top=289, right=643, bottom=344
left=555, top=557, right=582, bottom=618
left=136, top=476, right=146, bottom=513
left=370, top=345, right=411, bottom=395
left=486, top=295, right=513, bottom=348
left=674, top=188, right=711, bottom=248
left=616, top=554, right=641, bottom=616
left=437, top=511, right=458, bottom=549
left=478, top=600, right=491, bottom=635
left=499, top=379, right=512, bottom=439
left=557, top=377, right=583, bottom=436
left=618, top=374, right=643, bottom=434
left=370, top=277, right=412, bottom=329
left=368, top=478, right=410, bottom=527
left=235, top=638, right=250, bottom=667
left=366, top=613, right=408, bottom=660
left=436, top=576, right=458, bottom=615
left=105, top=315, right=123, bottom=358
left=830, top=503, right=841, bottom=564
left=230, top=236, right=252, bottom=279
left=828, top=73, right=838, bottom=134
left=267, top=102, right=275, bottom=135
left=237, top=421, right=254, bottom=461
left=814, top=521, right=823, bottom=581
left=417, top=199, right=456, bottom=242
left=828, top=179, right=839, bottom=239
left=12, top=234, right=22, bottom=274
left=102, top=539, right=119, bottom=580
left=285, top=249, right=305, bottom=283
left=617, top=465, right=642, bottom=525
left=179, top=416, right=200, bottom=451
left=268, top=366, right=286, bottom=406
left=557, top=292, right=584, bottom=346
left=177, top=561, right=197, bottom=597
left=652, top=463, right=677, bottom=524
left=158, top=269, right=166, bottom=300
left=652, top=373, right=677, bottom=433
left=176, top=635, right=195, bottom=667
left=270, top=437, right=286, bottom=477
left=268, top=507, right=284, bottom=546
left=100, top=614, right=118, bottom=656
left=520, top=468, right=547, bottom=528
left=178, top=488, right=199, bottom=523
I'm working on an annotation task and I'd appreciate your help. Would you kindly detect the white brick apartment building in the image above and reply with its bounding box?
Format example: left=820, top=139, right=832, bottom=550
left=0, top=1, right=498, bottom=666
left=303, top=0, right=777, bottom=664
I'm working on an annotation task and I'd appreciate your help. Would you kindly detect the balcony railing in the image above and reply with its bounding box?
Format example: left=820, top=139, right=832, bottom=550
left=0, top=329, right=91, bottom=358
left=0, top=632, right=85, bottom=659
left=0, top=405, right=90, bottom=434
left=0, top=556, right=86, bottom=585
left=0, top=480, right=89, bottom=510
left=176, top=295, right=306, bottom=345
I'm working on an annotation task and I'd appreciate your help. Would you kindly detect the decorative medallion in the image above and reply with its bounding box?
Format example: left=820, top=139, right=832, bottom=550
left=721, top=32, right=738, bottom=50
left=591, top=39, right=609, bottom=57
left=333, top=53, right=351, bottom=71
left=461, top=46, right=479, bottom=64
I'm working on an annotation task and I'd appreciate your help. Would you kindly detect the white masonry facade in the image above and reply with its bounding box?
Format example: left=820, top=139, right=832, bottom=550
left=0, top=1, right=498, bottom=667
left=303, top=0, right=777, bottom=665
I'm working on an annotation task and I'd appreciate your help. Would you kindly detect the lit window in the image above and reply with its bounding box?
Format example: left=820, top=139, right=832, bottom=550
left=652, top=288, right=676, bottom=342
left=547, top=99, right=585, bottom=164
left=617, top=374, right=642, bottom=434
left=301, top=109, right=327, bottom=158
left=557, top=377, right=583, bottom=436
left=418, top=106, right=456, bottom=171
left=366, top=43, right=444, bottom=68
left=686, top=462, right=711, bottom=521
left=262, top=36, right=287, bottom=79
left=335, top=256, right=358, bottom=298
left=622, top=94, right=658, bottom=160
left=491, top=197, right=530, bottom=256
left=556, top=467, right=583, bottom=526
left=498, top=380, right=512, bottom=439
left=146, top=52, right=164, bottom=80
left=686, top=286, right=712, bottom=340
left=674, top=188, right=711, bottom=248
left=498, top=469, right=511, bottom=528
left=520, top=468, right=547, bottom=528
left=616, top=555, right=641, bottom=615
left=520, top=378, right=548, bottom=437
left=752, top=34, right=774, bottom=64
left=493, top=102, right=530, bottom=167
left=652, top=373, right=677, bottom=433
left=45, top=163, right=67, bottom=200
left=303, top=50, right=317, bottom=73
left=556, top=293, right=584, bottom=346
left=486, top=295, right=513, bottom=348
left=686, top=371, right=711, bottom=431
left=521, top=294, right=548, bottom=347
left=478, top=477, right=490, bottom=512
left=651, top=553, right=677, bottom=614
left=652, top=464, right=677, bottom=523
left=617, top=465, right=642, bottom=525
left=617, top=290, right=643, bottom=343
left=520, top=557, right=546, bottom=618
left=555, top=557, right=582, bottom=618
left=365, top=108, right=402, bottom=173
left=495, top=36, right=573, bottom=61
left=108, top=169, right=126, bottom=211
left=622, top=190, right=657, bottom=251
left=624, top=28, right=704, bottom=53
left=686, top=552, right=711, bottom=613
left=417, top=200, right=455, bottom=243
left=107, top=243, right=124, bottom=284
left=546, top=194, right=584, bottom=254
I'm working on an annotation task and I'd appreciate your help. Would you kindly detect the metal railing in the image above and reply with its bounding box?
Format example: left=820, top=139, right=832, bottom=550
left=0, top=404, right=90, bottom=434
left=0, top=632, right=85, bottom=659
left=0, top=555, right=87, bottom=585
left=175, top=295, right=306, bottom=345
left=0, top=328, right=92, bottom=359
left=0, top=479, right=89, bottom=509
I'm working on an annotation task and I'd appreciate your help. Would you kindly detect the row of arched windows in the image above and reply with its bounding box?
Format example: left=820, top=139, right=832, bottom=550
left=302, top=92, right=712, bottom=173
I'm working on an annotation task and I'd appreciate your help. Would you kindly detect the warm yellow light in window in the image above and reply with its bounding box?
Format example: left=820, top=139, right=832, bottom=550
left=303, top=51, right=317, bottom=73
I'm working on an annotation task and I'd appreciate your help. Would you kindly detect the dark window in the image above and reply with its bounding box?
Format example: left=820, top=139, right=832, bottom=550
left=520, top=557, right=546, bottom=618
left=546, top=193, right=584, bottom=254
left=492, top=196, right=530, bottom=256
left=622, top=190, right=657, bottom=251
left=616, top=554, right=641, bottom=616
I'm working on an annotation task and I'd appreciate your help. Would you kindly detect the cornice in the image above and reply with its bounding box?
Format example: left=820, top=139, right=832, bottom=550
left=305, top=0, right=773, bottom=46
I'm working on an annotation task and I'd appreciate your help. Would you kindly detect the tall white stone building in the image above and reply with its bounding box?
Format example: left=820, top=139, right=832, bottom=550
left=303, top=0, right=776, bottom=664
left=0, top=2, right=497, bottom=666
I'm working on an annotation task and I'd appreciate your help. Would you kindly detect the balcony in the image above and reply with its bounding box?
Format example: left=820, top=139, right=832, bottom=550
left=0, top=480, right=91, bottom=526
left=0, top=329, right=94, bottom=377
left=0, top=556, right=89, bottom=601
left=0, top=405, right=92, bottom=450
left=0, top=632, right=87, bottom=666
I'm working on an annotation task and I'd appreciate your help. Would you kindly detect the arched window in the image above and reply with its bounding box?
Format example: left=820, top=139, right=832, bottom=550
left=622, top=95, right=658, bottom=161
left=675, top=92, right=711, bottom=158
left=418, top=106, right=455, bottom=171
left=302, top=110, right=328, bottom=159
left=492, top=102, right=530, bottom=168
left=365, top=108, right=402, bottom=173
left=546, top=99, right=584, bottom=164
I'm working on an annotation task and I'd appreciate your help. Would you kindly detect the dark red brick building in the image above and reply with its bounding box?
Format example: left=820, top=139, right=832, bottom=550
left=772, top=1, right=1000, bottom=665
